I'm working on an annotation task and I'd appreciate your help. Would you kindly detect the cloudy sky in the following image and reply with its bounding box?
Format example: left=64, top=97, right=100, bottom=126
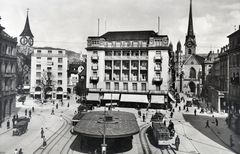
left=0, top=0, right=239, bottom=54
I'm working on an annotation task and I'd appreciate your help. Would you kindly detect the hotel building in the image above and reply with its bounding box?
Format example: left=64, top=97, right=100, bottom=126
left=86, top=30, right=173, bottom=108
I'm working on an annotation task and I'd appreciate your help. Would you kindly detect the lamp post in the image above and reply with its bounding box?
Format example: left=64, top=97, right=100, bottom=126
left=101, top=105, right=107, bottom=154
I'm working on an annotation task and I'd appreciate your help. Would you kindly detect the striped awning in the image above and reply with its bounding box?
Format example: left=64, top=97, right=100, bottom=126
left=120, top=94, right=148, bottom=103
left=87, top=93, right=100, bottom=102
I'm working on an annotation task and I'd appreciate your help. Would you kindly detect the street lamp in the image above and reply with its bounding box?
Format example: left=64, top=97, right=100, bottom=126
left=101, top=105, right=107, bottom=154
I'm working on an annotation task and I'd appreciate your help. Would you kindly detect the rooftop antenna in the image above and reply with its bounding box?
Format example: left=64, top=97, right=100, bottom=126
left=158, top=16, right=160, bottom=35
left=98, top=18, right=100, bottom=36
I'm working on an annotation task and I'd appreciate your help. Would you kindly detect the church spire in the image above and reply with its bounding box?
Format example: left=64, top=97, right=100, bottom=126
left=20, top=9, right=34, bottom=38
left=187, top=0, right=194, bottom=37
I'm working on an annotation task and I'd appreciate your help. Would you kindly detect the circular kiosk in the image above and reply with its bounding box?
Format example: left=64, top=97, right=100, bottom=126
left=73, top=111, right=139, bottom=153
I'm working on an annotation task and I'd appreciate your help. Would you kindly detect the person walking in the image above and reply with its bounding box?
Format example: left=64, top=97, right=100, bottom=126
left=12, top=118, right=15, bottom=128
left=41, top=128, right=44, bottom=138
left=142, top=114, right=146, bottom=122
left=42, top=136, right=47, bottom=147
left=7, top=120, right=10, bottom=129
left=56, top=103, right=58, bottom=109
left=175, top=135, right=180, bottom=150
left=205, top=120, right=210, bottom=128
left=51, top=108, right=55, bottom=115
left=179, top=106, right=181, bottom=111
left=14, top=149, right=18, bottom=154
left=25, top=109, right=27, bottom=116
left=18, top=148, right=23, bottom=154
left=194, top=109, right=197, bottom=116
left=67, top=102, right=70, bottom=107
left=215, top=118, right=218, bottom=126
left=170, top=111, right=173, bottom=118
left=186, top=107, right=189, bottom=112
left=230, top=135, right=234, bottom=147
left=29, top=110, right=32, bottom=118
left=32, top=106, right=35, bottom=112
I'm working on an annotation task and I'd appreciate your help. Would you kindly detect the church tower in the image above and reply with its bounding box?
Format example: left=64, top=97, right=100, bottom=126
left=184, top=0, right=196, bottom=59
left=175, top=41, right=183, bottom=92
left=20, top=9, right=34, bottom=47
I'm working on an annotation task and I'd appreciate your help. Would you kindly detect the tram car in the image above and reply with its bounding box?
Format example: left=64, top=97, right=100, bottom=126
left=152, top=122, right=170, bottom=146
left=151, top=112, right=165, bottom=123
left=71, top=111, right=86, bottom=134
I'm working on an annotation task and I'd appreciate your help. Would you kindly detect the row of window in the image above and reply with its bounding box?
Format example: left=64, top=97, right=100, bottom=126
left=36, top=72, right=63, bottom=77
left=36, top=57, right=63, bottom=63
left=35, top=79, right=63, bottom=85
left=36, top=65, right=63, bottom=70
left=37, top=50, right=63, bottom=54
left=0, top=44, right=15, bottom=56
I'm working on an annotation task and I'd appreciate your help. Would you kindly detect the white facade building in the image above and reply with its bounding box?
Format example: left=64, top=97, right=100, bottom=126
left=30, top=47, right=68, bottom=100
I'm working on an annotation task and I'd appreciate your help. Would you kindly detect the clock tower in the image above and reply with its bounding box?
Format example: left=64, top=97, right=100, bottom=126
left=20, top=9, right=34, bottom=46
left=184, top=0, right=196, bottom=59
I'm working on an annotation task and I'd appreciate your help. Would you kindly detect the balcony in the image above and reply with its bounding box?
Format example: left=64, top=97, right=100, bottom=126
left=152, top=77, right=163, bottom=84
left=90, top=76, right=99, bottom=81
left=154, top=55, right=162, bottom=62
left=91, top=54, right=99, bottom=61
left=92, top=65, right=98, bottom=70
left=3, top=73, right=15, bottom=78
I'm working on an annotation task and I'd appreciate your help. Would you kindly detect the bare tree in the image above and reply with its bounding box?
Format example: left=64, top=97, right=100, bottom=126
left=38, top=70, right=56, bottom=101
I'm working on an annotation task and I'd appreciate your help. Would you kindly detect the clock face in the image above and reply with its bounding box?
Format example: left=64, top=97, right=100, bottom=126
left=28, top=37, right=34, bottom=46
left=187, top=41, right=192, bottom=47
left=20, top=37, right=27, bottom=45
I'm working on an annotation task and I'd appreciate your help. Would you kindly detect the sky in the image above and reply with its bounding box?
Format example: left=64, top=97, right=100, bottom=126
left=0, top=0, right=240, bottom=54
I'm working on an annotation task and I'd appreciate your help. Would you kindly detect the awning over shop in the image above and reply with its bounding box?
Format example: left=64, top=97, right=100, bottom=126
left=106, top=103, right=118, bottom=106
left=120, top=94, right=148, bottom=103
left=151, top=95, right=165, bottom=104
left=87, top=93, right=100, bottom=102
left=168, top=92, right=176, bottom=102
left=102, top=93, right=120, bottom=100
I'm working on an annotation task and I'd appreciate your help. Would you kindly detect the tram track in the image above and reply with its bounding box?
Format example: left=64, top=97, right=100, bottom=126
left=33, top=115, right=73, bottom=154
left=139, top=123, right=152, bottom=154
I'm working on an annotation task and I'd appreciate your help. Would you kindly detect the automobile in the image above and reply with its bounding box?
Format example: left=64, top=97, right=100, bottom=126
left=18, top=95, right=26, bottom=102
left=186, top=101, right=192, bottom=107
left=13, top=120, right=28, bottom=136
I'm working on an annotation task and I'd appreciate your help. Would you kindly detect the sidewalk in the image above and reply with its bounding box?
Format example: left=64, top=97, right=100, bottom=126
left=179, top=92, right=240, bottom=154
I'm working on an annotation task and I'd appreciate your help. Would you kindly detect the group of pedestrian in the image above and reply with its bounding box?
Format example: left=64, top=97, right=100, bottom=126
left=205, top=118, right=218, bottom=128
left=24, top=109, right=32, bottom=118
left=14, top=148, right=23, bottom=154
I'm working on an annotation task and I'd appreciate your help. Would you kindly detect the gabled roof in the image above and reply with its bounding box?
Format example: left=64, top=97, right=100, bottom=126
left=183, top=54, right=205, bottom=65
left=20, top=15, right=34, bottom=37
left=99, top=30, right=165, bottom=41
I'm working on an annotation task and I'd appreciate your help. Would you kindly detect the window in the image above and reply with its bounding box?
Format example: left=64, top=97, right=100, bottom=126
left=37, top=57, right=41, bottom=59
left=47, top=67, right=52, bottom=71
left=47, top=57, right=52, bottom=60
left=141, top=83, right=146, bottom=91
left=58, top=51, right=62, bottom=54
left=37, top=50, right=41, bottom=53
left=58, top=65, right=62, bottom=70
left=123, top=83, right=128, bottom=90
left=48, top=50, right=52, bottom=53
left=58, top=80, right=62, bottom=85
left=189, top=67, right=196, bottom=78
left=188, top=49, right=192, bottom=54
left=36, top=79, right=41, bottom=85
left=106, top=82, right=110, bottom=90
left=58, top=58, right=63, bottom=63
left=58, top=72, right=62, bottom=77
left=132, top=83, right=137, bottom=91
left=36, top=72, right=41, bottom=77
left=36, top=64, right=41, bottom=70
left=114, top=82, right=119, bottom=90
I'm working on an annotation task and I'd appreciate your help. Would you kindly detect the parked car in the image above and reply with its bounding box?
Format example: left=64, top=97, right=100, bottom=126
left=186, top=101, right=192, bottom=107
left=18, top=95, right=26, bottom=102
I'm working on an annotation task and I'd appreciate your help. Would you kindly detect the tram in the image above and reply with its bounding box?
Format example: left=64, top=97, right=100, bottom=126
left=152, top=122, right=170, bottom=146
left=70, top=111, right=86, bottom=135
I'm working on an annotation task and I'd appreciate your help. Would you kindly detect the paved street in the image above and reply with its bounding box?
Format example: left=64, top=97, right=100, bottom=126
left=0, top=93, right=240, bottom=154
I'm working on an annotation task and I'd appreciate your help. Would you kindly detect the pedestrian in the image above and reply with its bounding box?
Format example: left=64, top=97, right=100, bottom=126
left=42, top=136, right=47, bottom=147
left=14, top=149, right=18, bottom=154
left=12, top=118, right=15, bottom=128
left=194, top=109, right=197, bottom=116
left=29, top=110, right=32, bottom=117
left=41, top=128, right=44, bottom=138
left=22, top=100, right=25, bottom=105
left=32, top=106, right=35, bottom=112
left=16, top=114, right=18, bottom=120
left=230, top=135, right=234, bottom=147
left=215, top=118, right=218, bottom=126
left=175, top=135, right=180, bottom=150
left=51, top=108, right=55, bottom=115
left=18, top=148, right=23, bottom=154
left=183, top=105, right=186, bottom=110
left=186, top=107, right=189, bottom=112
left=179, top=106, right=181, bottom=111
left=142, top=114, right=146, bottom=122
left=170, top=111, right=173, bottom=118
left=138, top=110, right=141, bottom=118
left=67, top=102, right=69, bottom=107
left=7, top=120, right=10, bottom=129
left=205, top=120, right=210, bottom=128
left=25, top=109, right=27, bottom=116
left=56, top=103, right=58, bottom=109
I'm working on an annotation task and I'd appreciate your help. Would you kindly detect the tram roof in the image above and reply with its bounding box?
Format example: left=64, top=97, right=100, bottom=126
left=73, top=111, right=139, bottom=138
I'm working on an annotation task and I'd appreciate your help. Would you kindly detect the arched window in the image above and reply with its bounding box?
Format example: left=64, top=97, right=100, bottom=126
left=188, top=49, right=192, bottom=54
left=57, top=87, right=63, bottom=92
left=189, top=67, right=196, bottom=78
left=35, top=87, right=41, bottom=91
left=189, top=82, right=196, bottom=93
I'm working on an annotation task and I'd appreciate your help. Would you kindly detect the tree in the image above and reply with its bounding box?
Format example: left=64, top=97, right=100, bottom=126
left=38, top=70, right=56, bottom=100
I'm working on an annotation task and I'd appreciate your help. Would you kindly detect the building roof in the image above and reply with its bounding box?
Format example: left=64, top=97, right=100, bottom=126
left=20, top=14, right=34, bottom=37
left=34, top=47, right=65, bottom=50
left=0, top=25, right=17, bottom=42
left=73, top=111, right=139, bottom=138
left=99, top=30, right=166, bottom=41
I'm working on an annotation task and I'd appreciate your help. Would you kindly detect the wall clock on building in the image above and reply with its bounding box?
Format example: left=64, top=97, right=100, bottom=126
left=28, top=37, right=34, bottom=46
left=187, top=41, right=192, bottom=48
left=20, top=36, right=27, bottom=45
